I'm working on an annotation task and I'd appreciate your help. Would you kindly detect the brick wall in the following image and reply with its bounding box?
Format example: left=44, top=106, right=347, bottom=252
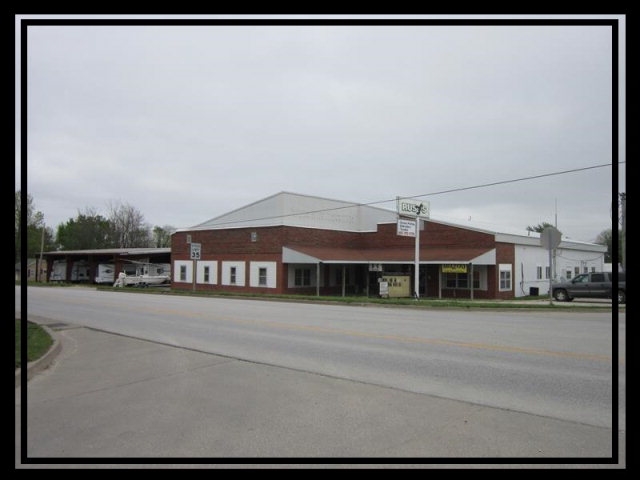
left=172, top=222, right=514, bottom=298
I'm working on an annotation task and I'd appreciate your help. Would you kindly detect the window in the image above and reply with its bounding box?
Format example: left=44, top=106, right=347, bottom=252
left=444, top=272, right=479, bottom=289
left=180, top=265, right=187, bottom=281
left=566, top=270, right=572, bottom=279
left=295, top=268, right=311, bottom=286
left=251, top=232, right=258, bottom=242
left=574, top=266, right=580, bottom=275
left=258, top=267, right=267, bottom=286
left=499, top=264, right=512, bottom=291
left=536, top=266, right=542, bottom=280
left=230, top=267, right=236, bottom=285
left=545, top=266, right=550, bottom=279
left=204, top=266, right=210, bottom=283
left=591, top=273, right=605, bottom=282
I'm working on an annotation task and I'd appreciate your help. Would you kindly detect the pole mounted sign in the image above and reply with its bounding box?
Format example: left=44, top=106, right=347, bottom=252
left=397, top=197, right=430, bottom=299
left=397, top=218, right=417, bottom=237
left=541, top=226, right=561, bottom=304
left=397, top=198, right=430, bottom=219
left=190, top=242, right=201, bottom=260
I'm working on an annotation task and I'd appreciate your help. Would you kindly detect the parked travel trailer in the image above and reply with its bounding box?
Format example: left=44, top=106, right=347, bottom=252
left=50, top=259, right=91, bottom=282
left=95, top=264, right=116, bottom=284
left=50, top=260, right=67, bottom=282
left=71, top=260, right=91, bottom=282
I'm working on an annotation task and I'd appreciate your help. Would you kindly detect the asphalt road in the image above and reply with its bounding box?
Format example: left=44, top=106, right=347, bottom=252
left=16, top=286, right=625, bottom=467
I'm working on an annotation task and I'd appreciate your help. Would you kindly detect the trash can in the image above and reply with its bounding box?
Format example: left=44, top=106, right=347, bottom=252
left=529, top=287, right=539, bottom=296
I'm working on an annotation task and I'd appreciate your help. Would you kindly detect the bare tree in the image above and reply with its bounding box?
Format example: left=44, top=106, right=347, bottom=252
left=152, top=225, right=176, bottom=248
left=106, top=200, right=152, bottom=248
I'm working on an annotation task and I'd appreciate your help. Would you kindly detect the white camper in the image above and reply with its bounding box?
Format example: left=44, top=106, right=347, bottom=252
left=50, top=260, right=67, bottom=282
left=95, top=264, right=115, bottom=284
left=70, top=260, right=91, bottom=282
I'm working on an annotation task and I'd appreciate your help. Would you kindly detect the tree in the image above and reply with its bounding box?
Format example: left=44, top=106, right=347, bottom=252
left=56, top=208, right=115, bottom=250
left=107, top=200, right=152, bottom=248
left=526, top=222, right=562, bottom=235
left=152, top=225, right=175, bottom=248
left=15, top=191, right=55, bottom=263
left=594, top=228, right=622, bottom=264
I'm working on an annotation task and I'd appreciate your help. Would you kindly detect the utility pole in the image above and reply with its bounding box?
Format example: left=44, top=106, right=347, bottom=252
left=620, top=193, right=626, bottom=272
left=37, top=216, right=45, bottom=282
left=553, top=199, right=558, bottom=281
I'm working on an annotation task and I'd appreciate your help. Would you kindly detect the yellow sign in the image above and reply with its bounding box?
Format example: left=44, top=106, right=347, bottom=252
left=442, top=264, right=468, bottom=273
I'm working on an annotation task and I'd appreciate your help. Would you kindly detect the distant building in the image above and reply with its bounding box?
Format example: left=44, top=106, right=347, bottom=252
left=15, top=258, right=48, bottom=282
left=171, top=192, right=606, bottom=299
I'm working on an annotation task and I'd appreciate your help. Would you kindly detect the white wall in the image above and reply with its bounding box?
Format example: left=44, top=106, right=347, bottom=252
left=174, top=260, right=193, bottom=283
left=514, top=245, right=605, bottom=296
left=249, top=261, right=277, bottom=288
left=221, top=261, right=246, bottom=286
left=196, top=260, right=218, bottom=285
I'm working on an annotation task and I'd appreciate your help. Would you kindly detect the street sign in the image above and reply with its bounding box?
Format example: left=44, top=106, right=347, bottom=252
left=541, top=226, right=561, bottom=250
left=190, top=242, right=201, bottom=260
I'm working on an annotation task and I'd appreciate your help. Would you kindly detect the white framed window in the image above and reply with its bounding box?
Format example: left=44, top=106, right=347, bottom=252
left=249, top=262, right=276, bottom=288
left=197, top=261, right=217, bottom=284
left=295, top=268, right=312, bottom=286
left=499, top=264, right=512, bottom=291
left=545, top=266, right=550, bottom=279
left=174, top=261, right=192, bottom=283
left=222, top=261, right=245, bottom=286
left=536, top=266, right=543, bottom=280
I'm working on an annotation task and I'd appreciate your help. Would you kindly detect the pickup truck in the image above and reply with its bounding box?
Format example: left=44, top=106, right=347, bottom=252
left=551, top=271, right=626, bottom=303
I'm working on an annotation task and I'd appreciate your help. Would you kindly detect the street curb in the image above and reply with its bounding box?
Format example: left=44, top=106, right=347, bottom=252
left=15, top=323, right=61, bottom=388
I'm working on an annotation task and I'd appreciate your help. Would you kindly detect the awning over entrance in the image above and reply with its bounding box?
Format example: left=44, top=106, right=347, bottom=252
left=283, top=245, right=496, bottom=265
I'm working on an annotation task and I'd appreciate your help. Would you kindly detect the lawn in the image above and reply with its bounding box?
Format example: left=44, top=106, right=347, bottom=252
left=15, top=319, right=53, bottom=369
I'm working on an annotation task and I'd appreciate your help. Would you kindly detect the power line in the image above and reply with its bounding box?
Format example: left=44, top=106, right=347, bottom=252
left=189, top=162, right=620, bottom=229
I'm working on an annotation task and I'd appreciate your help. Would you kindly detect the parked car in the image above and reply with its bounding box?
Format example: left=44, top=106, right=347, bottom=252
left=552, top=271, right=626, bottom=303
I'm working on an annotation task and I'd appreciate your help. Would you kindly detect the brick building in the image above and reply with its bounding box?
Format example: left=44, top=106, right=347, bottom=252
left=171, top=192, right=607, bottom=299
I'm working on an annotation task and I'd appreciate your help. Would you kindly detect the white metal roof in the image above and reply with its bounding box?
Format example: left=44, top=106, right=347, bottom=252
left=179, top=191, right=606, bottom=250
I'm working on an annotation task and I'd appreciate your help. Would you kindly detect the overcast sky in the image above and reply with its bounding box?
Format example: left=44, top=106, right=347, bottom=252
left=17, top=15, right=626, bottom=243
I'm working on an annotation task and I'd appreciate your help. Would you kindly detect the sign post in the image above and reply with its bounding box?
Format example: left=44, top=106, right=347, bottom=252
left=541, top=226, right=561, bottom=304
left=190, top=242, right=201, bottom=292
left=397, top=198, right=430, bottom=299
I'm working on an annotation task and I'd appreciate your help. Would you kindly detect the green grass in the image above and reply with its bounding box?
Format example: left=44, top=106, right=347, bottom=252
left=22, top=281, right=618, bottom=311
left=96, top=285, right=618, bottom=310
left=15, top=319, right=53, bottom=369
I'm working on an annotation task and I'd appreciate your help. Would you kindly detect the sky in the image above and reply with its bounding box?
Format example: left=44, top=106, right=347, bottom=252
left=17, top=15, right=626, bottom=243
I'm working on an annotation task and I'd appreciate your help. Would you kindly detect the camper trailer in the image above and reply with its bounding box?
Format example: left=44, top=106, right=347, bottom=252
left=50, top=259, right=91, bottom=282
left=71, top=260, right=90, bottom=282
left=95, top=264, right=116, bottom=284
left=50, top=260, right=67, bottom=282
